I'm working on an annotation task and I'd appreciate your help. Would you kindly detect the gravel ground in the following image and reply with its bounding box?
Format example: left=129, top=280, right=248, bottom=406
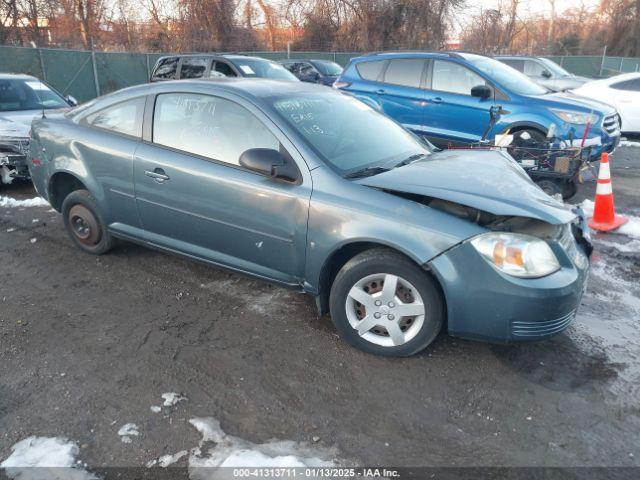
left=0, top=145, right=639, bottom=474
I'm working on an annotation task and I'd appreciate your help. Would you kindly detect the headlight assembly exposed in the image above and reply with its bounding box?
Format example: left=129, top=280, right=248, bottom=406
left=470, top=233, right=560, bottom=278
left=550, top=109, right=599, bottom=125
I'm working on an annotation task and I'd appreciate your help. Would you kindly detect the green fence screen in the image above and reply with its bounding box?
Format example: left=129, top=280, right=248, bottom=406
left=1, top=45, right=639, bottom=103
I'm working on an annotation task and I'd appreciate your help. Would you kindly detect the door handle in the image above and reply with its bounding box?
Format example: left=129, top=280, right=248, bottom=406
left=144, top=168, right=170, bottom=183
left=376, top=89, right=386, bottom=95
left=431, top=97, right=443, bottom=104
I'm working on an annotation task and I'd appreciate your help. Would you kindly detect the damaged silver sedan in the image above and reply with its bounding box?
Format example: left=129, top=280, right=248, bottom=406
left=28, top=79, right=591, bottom=356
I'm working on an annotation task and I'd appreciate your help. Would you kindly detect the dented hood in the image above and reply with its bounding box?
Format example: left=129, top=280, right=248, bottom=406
left=357, top=149, right=577, bottom=225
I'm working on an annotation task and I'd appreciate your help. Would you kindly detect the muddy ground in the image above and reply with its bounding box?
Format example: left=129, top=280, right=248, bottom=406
left=1, top=145, right=639, bottom=474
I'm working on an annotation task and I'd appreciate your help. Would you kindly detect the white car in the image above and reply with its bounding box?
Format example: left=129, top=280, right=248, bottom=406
left=572, top=73, right=640, bottom=133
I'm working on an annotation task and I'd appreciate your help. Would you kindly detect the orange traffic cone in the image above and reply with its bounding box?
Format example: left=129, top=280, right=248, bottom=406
left=588, top=152, right=628, bottom=232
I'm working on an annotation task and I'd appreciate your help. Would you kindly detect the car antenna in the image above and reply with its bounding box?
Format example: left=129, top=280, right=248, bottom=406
left=37, top=77, right=46, bottom=119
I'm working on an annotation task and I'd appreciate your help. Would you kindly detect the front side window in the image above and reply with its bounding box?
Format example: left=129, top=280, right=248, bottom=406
left=432, top=60, right=485, bottom=95
left=356, top=60, right=386, bottom=81
left=524, top=60, right=547, bottom=77
left=85, top=97, right=145, bottom=137
left=501, top=59, right=525, bottom=72
left=271, top=92, right=430, bottom=174
left=312, top=61, right=343, bottom=76
left=180, top=57, right=209, bottom=79
left=383, top=59, right=425, bottom=88
left=211, top=61, right=237, bottom=78
left=153, top=93, right=279, bottom=166
left=232, top=59, right=298, bottom=81
left=153, top=57, right=178, bottom=80
left=0, top=78, right=68, bottom=112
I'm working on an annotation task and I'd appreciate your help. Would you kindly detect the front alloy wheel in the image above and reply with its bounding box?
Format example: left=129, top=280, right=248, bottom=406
left=329, top=248, right=444, bottom=356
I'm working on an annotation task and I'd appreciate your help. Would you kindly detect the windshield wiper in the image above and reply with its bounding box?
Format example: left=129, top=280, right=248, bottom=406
left=392, top=153, right=428, bottom=169
left=343, top=166, right=390, bottom=179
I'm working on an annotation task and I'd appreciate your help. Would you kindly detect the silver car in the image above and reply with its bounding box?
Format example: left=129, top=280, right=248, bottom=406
left=0, top=74, right=75, bottom=185
left=496, top=56, right=590, bottom=92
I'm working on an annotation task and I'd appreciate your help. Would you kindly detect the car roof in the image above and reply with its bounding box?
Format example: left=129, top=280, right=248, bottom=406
left=281, top=59, right=337, bottom=63
left=156, top=53, right=275, bottom=62
left=494, top=55, right=540, bottom=60
left=0, top=73, right=39, bottom=80
left=350, top=51, right=489, bottom=62
left=101, top=77, right=334, bottom=105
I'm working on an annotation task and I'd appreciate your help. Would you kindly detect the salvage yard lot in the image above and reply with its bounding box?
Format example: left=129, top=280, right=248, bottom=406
left=1, top=145, right=640, bottom=471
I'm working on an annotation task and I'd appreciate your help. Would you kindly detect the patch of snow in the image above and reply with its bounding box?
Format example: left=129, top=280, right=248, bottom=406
left=6, top=227, right=16, bottom=232
left=146, top=450, right=188, bottom=468
left=150, top=405, right=161, bottom=413
left=0, top=195, right=49, bottom=208
left=188, top=417, right=335, bottom=473
left=579, top=199, right=640, bottom=240
left=618, top=216, right=640, bottom=240
left=597, top=238, right=640, bottom=253
left=117, top=423, right=139, bottom=443
left=162, top=392, right=187, bottom=407
left=30, top=238, right=37, bottom=244
left=31, top=219, right=39, bottom=223
left=0, top=436, right=97, bottom=480
left=620, top=140, right=640, bottom=148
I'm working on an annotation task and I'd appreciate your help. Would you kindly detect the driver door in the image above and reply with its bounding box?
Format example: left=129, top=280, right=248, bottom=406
left=133, top=92, right=312, bottom=285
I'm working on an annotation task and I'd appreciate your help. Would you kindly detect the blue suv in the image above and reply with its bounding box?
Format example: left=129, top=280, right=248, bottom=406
left=335, top=52, right=620, bottom=159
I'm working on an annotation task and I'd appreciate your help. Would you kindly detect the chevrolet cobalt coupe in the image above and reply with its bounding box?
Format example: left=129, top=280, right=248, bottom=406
left=29, top=80, right=591, bottom=356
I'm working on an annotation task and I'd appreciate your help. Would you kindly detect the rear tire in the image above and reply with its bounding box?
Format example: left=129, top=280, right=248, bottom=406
left=561, top=181, right=578, bottom=200
left=62, top=189, right=114, bottom=255
left=329, top=248, right=444, bottom=357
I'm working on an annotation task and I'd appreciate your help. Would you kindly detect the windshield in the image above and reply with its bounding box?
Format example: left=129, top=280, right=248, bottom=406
left=232, top=59, right=299, bottom=81
left=539, top=58, right=571, bottom=77
left=311, top=61, right=343, bottom=76
left=0, top=78, right=68, bottom=112
left=463, top=55, right=548, bottom=96
left=270, top=92, right=431, bottom=175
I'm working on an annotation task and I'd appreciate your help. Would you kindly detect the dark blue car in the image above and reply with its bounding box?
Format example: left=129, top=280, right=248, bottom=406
left=335, top=52, right=620, bottom=159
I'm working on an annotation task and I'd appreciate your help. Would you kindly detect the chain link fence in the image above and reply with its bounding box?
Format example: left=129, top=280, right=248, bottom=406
left=2, top=45, right=639, bottom=103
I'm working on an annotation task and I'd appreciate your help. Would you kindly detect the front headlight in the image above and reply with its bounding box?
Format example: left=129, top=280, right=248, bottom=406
left=470, top=233, right=560, bottom=278
left=550, top=109, right=599, bottom=125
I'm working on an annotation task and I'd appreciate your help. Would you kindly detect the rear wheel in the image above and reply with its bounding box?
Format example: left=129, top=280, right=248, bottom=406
left=561, top=181, right=578, bottom=200
left=62, top=189, right=114, bottom=255
left=329, top=248, right=444, bottom=357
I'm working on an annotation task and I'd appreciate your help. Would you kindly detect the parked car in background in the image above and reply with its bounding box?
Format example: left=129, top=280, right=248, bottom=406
left=0, top=73, right=76, bottom=185
left=495, top=56, right=589, bottom=92
left=29, top=79, right=591, bottom=356
left=279, top=59, right=344, bottom=85
left=335, top=52, right=619, bottom=160
left=572, top=73, right=640, bottom=134
left=150, top=54, right=299, bottom=83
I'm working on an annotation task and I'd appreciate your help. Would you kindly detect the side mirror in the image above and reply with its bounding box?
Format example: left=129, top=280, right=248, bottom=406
left=239, top=148, right=299, bottom=183
left=471, top=84, right=492, bottom=99
left=65, top=95, right=78, bottom=106
left=541, top=70, right=552, bottom=79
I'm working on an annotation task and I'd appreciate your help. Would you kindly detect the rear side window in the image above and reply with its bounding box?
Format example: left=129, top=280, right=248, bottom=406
left=152, top=93, right=279, bottom=166
left=180, top=57, right=209, bottom=79
left=85, top=97, right=145, bottom=137
left=432, top=60, right=485, bottom=95
left=611, top=78, right=640, bottom=91
left=383, top=59, right=425, bottom=88
left=355, top=60, right=386, bottom=81
left=211, top=61, right=237, bottom=77
left=152, top=57, right=178, bottom=80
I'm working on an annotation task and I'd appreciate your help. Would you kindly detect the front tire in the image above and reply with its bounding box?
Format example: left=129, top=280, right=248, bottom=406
left=329, top=248, right=444, bottom=357
left=62, top=189, right=114, bottom=255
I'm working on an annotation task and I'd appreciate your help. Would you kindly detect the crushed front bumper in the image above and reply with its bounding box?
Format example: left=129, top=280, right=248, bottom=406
left=0, top=137, right=30, bottom=183
left=429, top=218, right=591, bottom=343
